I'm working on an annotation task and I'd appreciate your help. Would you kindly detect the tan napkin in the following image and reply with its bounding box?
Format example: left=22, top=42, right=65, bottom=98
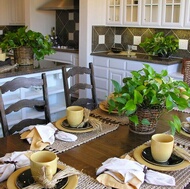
left=20, top=123, right=78, bottom=150
left=96, top=155, right=175, bottom=189
left=21, top=128, right=50, bottom=150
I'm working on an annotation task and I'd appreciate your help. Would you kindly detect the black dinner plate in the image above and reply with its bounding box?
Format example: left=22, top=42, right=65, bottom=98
left=16, top=168, right=68, bottom=189
left=61, top=119, right=93, bottom=130
left=141, top=147, right=184, bottom=167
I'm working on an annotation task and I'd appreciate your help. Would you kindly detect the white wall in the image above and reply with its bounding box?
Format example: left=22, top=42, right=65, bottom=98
left=25, top=0, right=55, bottom=35
left=79, top=0, right=106, bottom=97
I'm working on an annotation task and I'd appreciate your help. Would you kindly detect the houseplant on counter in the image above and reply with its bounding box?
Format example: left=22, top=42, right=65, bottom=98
left=139, top=32, right=179, bottom=58
left=0, top=26, right=55, bottom=65
left=108, top=64, right=190, bottom=135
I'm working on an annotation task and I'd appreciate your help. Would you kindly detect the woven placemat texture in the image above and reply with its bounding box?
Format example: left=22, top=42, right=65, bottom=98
left=127, top=131, right=190, bottom=189
left=45, top=121, right=119, bottom=154
left=91, top=108, right=129, bottom=125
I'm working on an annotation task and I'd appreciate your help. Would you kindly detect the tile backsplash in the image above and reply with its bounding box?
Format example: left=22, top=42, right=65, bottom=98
left=92, top=26, right=190, bottom=58
left=56, top=10, right=79, bottom=49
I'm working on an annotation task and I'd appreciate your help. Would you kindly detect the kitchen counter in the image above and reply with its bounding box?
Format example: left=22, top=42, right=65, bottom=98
left=91, top=51, right=182, bottom=65
left=0, top=61, right=72, bottom=79
left=53, top=47, right=79, bottom=54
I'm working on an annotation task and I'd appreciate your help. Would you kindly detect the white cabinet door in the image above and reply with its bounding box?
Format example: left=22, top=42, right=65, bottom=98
left=93, top=56, right=109, bottom=101
left=184, top=0, right=190, bottom=27
left=0, top=1, right=8, bottom=25
left=162, top=0, right=185, bottom=27
left=142, top=0, right=162, bottom=26
left=123, top=0, right=141, bottom=26
left=106, top=0, right=123, bottom=25
left=8, top=0, right=25, bottom=25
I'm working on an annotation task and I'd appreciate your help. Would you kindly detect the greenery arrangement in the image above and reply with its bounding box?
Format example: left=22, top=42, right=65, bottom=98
left=108, top=64, right=190, bottom=135
left=0, top=27, right=55, bottom=61
left=139, top=32, right=179, bottom=57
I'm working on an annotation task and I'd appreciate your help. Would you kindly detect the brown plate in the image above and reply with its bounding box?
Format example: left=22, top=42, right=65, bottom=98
left=7, top=164, right=78, bottom=189
left=133, top=144, right=190, bottom=171
left=99, top=101, right=118, bottom=114
left=55, top=117, right=94, bottom=133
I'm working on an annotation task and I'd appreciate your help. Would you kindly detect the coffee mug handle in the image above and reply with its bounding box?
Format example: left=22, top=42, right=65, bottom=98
left=45, top=165, right=53, bottom=180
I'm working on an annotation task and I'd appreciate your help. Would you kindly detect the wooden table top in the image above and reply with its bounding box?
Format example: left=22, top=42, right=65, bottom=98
left=0, top=109, right=190, bottom=188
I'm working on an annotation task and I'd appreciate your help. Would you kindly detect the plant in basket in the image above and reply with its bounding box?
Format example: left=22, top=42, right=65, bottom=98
left=0, top=26, right=55, bottom=65
left=108, top=64, right=190, bottom=135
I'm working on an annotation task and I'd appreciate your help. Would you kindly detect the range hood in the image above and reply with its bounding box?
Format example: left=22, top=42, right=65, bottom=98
left=38, top=0, right=79, bottom=10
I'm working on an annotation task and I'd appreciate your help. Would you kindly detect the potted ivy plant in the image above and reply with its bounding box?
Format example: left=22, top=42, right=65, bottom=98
left=139, top=32, right=179, bottom=58
left=0, top=26, right=55, bottom=65
left=108, top=64, right=190, bottom=135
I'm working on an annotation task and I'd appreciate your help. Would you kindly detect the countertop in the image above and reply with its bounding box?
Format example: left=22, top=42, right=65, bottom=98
left=53, top=47, right=79, bottom=54
left=91, top=51, right=182, bottom=65
left=0, top=61, right=73, bottom=79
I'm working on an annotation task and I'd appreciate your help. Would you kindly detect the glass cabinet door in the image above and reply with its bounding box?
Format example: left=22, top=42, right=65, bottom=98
left=185, top=0, right=190, bottom=27
left=142, top=0, right=162, bottom=26
left=123, top=0, right=141, bottom=25
left=106, top=0, right=123, bottom=25
left=162, top=0, right=185, bottom=27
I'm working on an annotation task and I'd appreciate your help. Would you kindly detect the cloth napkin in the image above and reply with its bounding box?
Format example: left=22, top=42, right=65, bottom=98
left=0, top=151, right=31, bottom=182
left=20, top=123, right=77, bottom=150
left=96, top=155, right=175, bottom=189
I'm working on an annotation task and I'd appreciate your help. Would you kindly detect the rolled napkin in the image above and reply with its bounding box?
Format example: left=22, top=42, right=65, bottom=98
left=20, top=123, right=77, bottom=150
left=96, top=156, right=175, bottom=189
left=0, top=151, right=31, bottom=182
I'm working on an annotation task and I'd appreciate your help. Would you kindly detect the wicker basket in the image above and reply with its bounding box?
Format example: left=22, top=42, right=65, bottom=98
left=183, top=61, right=190, bottom=86
left=14, top=46, right=34, bottom=66
left=129, top=107, right=162, bottom=134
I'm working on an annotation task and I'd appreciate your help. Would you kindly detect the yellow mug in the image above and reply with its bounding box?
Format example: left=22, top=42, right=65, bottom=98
left=66, top=106, right=84, bottom=127
left=30, top=151, right=58, bottom=182
left=151, top=133, right=174, bottom=162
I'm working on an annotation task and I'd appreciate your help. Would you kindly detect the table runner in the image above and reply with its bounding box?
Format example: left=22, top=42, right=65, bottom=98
left=45, top=121, right=119, bottom=154
left=126, top=131, right=190, bottom=189
left=91, top=108, right=129, bottom=125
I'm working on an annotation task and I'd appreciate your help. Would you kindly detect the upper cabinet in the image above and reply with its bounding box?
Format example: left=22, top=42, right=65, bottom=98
left=106, top=0, right=190, bottom=28
left=123, top=0, right=141, bottom=26
left=9, top=0, right=25, bottom=25
left=162, top=0, right=185, bottom=27
left=0, top=0, right=25, bottom=26
left=106, top=0, right=123, bottom=25
left=141, top=0, right=162, bottom=26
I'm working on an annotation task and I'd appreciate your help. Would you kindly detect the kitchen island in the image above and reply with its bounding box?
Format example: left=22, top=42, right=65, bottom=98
left=0, top=60, right=73, bottom=137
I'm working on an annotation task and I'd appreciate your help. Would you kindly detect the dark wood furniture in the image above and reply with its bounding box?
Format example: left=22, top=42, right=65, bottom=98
left=0, top=110, right=189, bottom=188
left=0, top=73, right=51, bottom=137
left=62, top=62, right=98, bottom=110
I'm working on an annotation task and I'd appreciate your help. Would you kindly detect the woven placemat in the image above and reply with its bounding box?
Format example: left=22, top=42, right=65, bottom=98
left=127, top=131, right=190, bottom=189
left=45, top=121, right=119, bottom=154
left=91, top=108, right=129, bottom=125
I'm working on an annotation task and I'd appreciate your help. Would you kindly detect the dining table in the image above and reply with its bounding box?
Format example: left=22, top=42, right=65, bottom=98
left=0, top=107, right=190, bottom=189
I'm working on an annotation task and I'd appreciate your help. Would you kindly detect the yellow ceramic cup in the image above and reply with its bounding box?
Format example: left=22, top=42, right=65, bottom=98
left=30, top=151, right=58, bottom=182
left=66, top=106, right=84, bottom=127
left=151, top=133, right=174, bottom=162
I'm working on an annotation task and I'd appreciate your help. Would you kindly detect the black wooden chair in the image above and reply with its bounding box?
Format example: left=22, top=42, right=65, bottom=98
left=0, top=73, right=51, bottom=137
left=62, top=62, right=98, bottom=110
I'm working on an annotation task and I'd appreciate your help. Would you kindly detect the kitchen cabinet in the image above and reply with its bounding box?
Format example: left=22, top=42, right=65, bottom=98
left=123, top=0, right=141, bottom=26
left=141, top=0, right=162, bottom=26
left=106, top=0, right=123, bottom=25
left=162, top=0, right=185, bottom=27
left=93, top=56, right=181, bottom=101
left=0, top=69, right=66, bottom=137
left=106, top=0, right=141, bottom=26
left=9, top=0, right=25, bottom=25
left=0, top=0, right=25, bottom=26
left=106, top=0, right=188, bottom=28
left=184, top=0, right=190, bottom=27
